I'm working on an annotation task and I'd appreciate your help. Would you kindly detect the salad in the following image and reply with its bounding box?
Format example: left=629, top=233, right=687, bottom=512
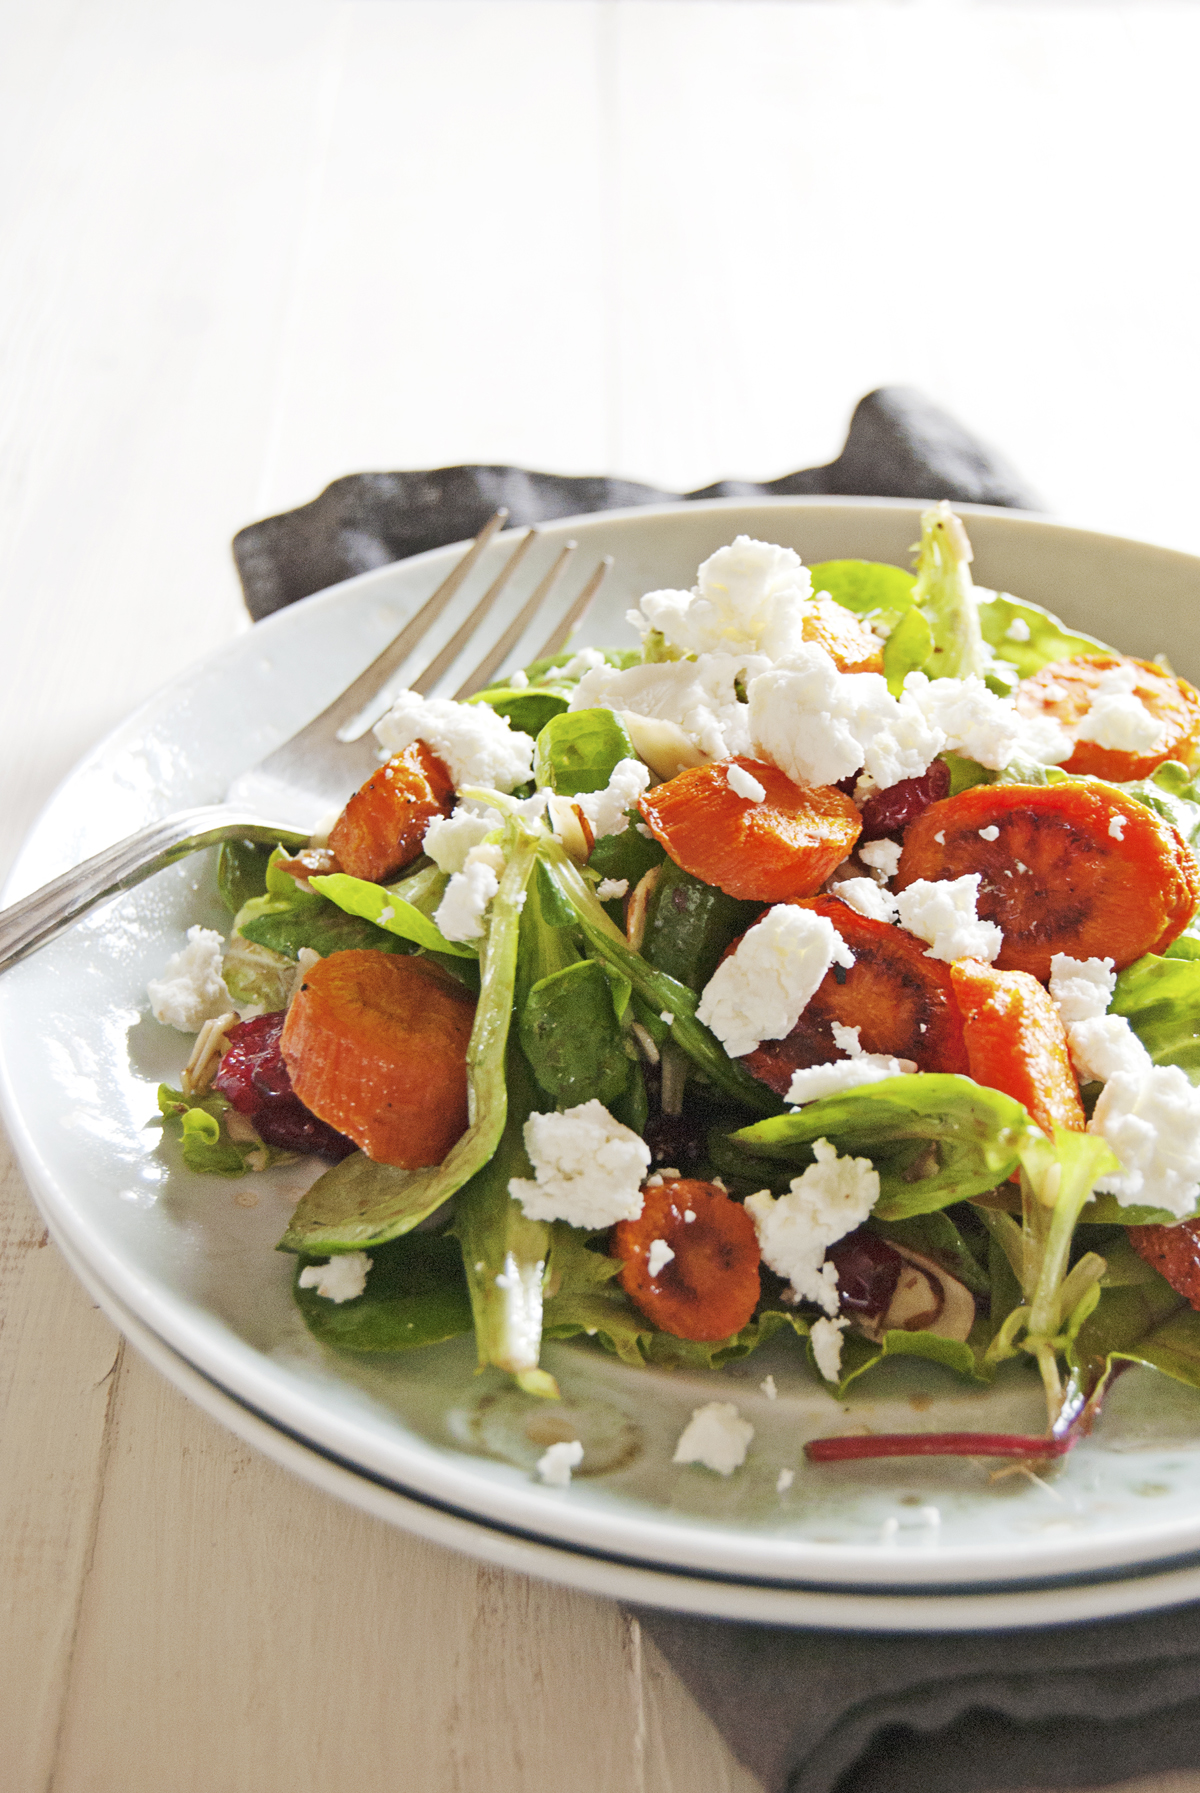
left=151, top=504, right=1200, bottom=1473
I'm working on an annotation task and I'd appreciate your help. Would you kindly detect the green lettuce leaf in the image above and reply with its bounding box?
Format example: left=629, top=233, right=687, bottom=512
left=910, top=503, right=988, bottom=681
left=156, top=1085, right=290, bottom=1177
left=534, top=708, right=636, bottom=797
left=310, top=867, right=477, bottom=959
left=236, top=848, right=409, bottom=962
left=216, top=839, right=274, bottom=913
left=731, top=1075, right=1031, bottom=1218
left=293, top=1233, right=472, bottom=1352
left=1111, top=952, right=1200, bottom=1081
left=977, top=590, right=1111, bottom=680
left=278, top=828, right=540, bottom=1255
left=519, top=959, right=631, bottom=1108
left=220, top=934, right=296, bottom=1012
left=1067, top=1262, right=1194, bottom=1397
left=1119, top=760, right=1200, bottom=855
left=836, top=1326, right=990, bottom=1396
left=882, top=607, right=933, bottom=696
left=641, top=858, right=761, bottom=995
left=808, top=559, right=916, bottom=632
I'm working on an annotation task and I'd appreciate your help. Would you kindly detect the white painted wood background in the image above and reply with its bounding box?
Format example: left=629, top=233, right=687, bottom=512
left=3, top=3, right=1200, bottom=1788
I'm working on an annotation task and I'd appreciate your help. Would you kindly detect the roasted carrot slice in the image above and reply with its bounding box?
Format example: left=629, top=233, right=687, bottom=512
left=612, top=1178, right=761, bottom=1342
left=896, top=783, right=1200, bottom=980
left=327, top=741, right=455, bottom=884
left=741, top=895, right=969, bottom=1094
left=949, top=958, right=1085, bottom=1135
left=281, top=951, right=475, bottom=1167
left=1129, top=1220, right=1200, bottom=1310
left=638, top=758, right=861, bottom=903
left=801, top=597, right=883, bottom=675
left=1015, top=653, right=1200, bottom=783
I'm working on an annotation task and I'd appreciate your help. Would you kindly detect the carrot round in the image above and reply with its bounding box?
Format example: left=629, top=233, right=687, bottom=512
left=328, top=740, right=455, bottom=884
left=612, top=1178, right=761, bottom=1342
left=742, top=895, right=969, bottom=1094
left=281, top=951, right=475, bottom=1167
left=801, top=597, right=883, bottom=675
left=950, top=958, right=1085, bottom=1136
left=637, top=758, right=861, bottom=903
left=1129, top=1220, right=1200, bottom=1310
left=1016, top=653, right=1200, bottom=782
left=896, top=783, right=1200, bottom=980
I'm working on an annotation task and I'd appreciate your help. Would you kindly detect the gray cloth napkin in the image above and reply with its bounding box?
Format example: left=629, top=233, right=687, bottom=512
left=231, top=386, right=1200, bottom=1792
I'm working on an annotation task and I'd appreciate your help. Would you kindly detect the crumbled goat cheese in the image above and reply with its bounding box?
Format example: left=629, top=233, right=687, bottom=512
left=727, top=762, right=767, bottom=803
left=573, top=758, right=651, bottom=842
left=536, top=1440, right=584, bottom=1486
left=1076, top=662, right=1168, bottom=753
left=809, top=1315, right=851, bottom=1383
left=858, top=838, right=903, bottom=880
left=745, top=1140, right=879, bottom=1314
left=508, top=668, right=530, bottom=688
left=423, top=807, right=495, bottom=873
left=697, top=906, right=855, bottom=1059
left=434, top=844, right=504, bottom=941
left=1109, top=814, right=1127, bottom=840
left=786, top=1055, right=915, bottom=1104
left=830, top=876, right=899, bottom=924
left=777, top=1467, right=795, bottom=1494
left=660, top=1011, right=674, bottom=1025
left=896, top=874, right=1002, bottom=964
left=1068, top=1014, right=1151, bottom=1085
left=509, top=1100, right=650, bottom=1227
left=647, top=1238, right=676, bottom=1278
left=831, top=1021, right=863, bottom=1057
left=374, top=690, right=534, bottom=791
left=683, top=1208, right=696, bottom=1222
left=1005, top=617, right=1032, bottom=642
left=571, top=654, right=766, bottom=762
left=978, top=825, right=1000, bottom=842
left=760, top=1374, right=778, bottom=1400
left=1049, top=954, right=1117, bottom=1026
left=596, top=877, right=629, bottom=901
left=904, top=671, right=1072, bottom=769
left=633, top=536, right=813, bottom=661
left=297, top=1252, right=372, bottom=1303
left=748, top=647, right=942, bottom=791
left=672, top=1402, right=754, bottom=1476
left=560, top=646, right=607, bottom=680
left=148, top=927, right=233, bottom=1032
left=1091, top=1059, right=1200, bottom=1217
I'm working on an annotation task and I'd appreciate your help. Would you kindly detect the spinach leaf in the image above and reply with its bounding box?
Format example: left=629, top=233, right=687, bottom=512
left=836, top=1326, right=990, bottom=1395
left=1111, top=952, right=1200, bottom=1082
left=642, top=858, right=760, bottom=994
left=732, top=1075, right=1031, bottom=1218
left=293, top=1234, right=472, bottom=1352
left=1067, top=1270, right=1193, bottom=1396
left=808, top=558, right=915, bottom=630
left=977, top=590, right=1111, bottom=680
left=1119, top=760, right=1200, bottom=854
left=875, top=1208, right=992, bottom=1297
left=588, top=825, right=665, bottom=891
left=881, top=607, right=933, bottom=696
left=217, top=839, right=274, bottom=913
left=236, top=848, right=407, bottom=962
left=467, top=687, right=569, bottom=736
left=156, top=1085, right=288, bottom=1177
left=310, top=868, right=477, bottom=959
left=278, top=829, right=540, bottom=1254
left=519, top=959, right=630, bottom=1108
left=534, top=708, right=636, bottom=797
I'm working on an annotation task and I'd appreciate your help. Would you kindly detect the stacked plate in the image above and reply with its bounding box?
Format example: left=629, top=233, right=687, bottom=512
left=7, top=498, right=1200, bottom=1632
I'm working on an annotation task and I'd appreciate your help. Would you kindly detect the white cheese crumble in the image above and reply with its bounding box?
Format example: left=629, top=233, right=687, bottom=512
left=672, top=1402, right=754, bottom=1476
left=1076, top=663, right=1167, bottom=754
left=1048, top=954, right=1117, bottom=1026
left=148, top=926, right=233, bottom=1032
left=423, top=807, right=495, bottom=873
left=760, top=1374, right=778, bottom=1400
left=683, top=1208, right=696, bottom=1222
left=1091, top=1060, right=1200, bottom=1217
left=896, top=874, right=1003, bottom=964
left=509, top=1100, right=650, bottom=1227
left=777, top=1467, right=795, bottom=1493
left=646, top=1238, right=676, bottom=1278
left=1109, top=814, right=1127, bottom=840
left=727, top=761, right=767, bottom=803
left=697, top=906, right=855, bottom=1059
left=297, top=1252, right=372, bottom=1303
left=745, top=1140, right=879, bottom=1315
left=748, top=646, right=942, bottom=791
left=633, top=536, right=813, bottom=661
left=809, top=1315, right=850, bottom=1383
left=508, top=668, right=529, bottom=689
left=978, top=825, right=1000, bottom=842
left=596, top=877, right=629, bottom=901
left=858, top=838, right=903, bottom=880
left=536, top=1440, right=584, bottom=1486
left=905, top=670, right=1072, bottom=769
left=571, top=653, right=766, bottom=762
left=830, top=876, right=899, bottom=925
left=573, top=757, right=651, bottom=842
left=831, top=1021, right=863, bottom=1057
left=1068, top=1014, right=1151, bottom=1085
left=560, top=646, right=607, bottom=680
left=434, top=843, right=505, bottom=941
left=1004, top=617, right=1032, bottom=642
left=374, top=690, right=535, bottom=792
left=786, top=1055, right=916, bottom=1105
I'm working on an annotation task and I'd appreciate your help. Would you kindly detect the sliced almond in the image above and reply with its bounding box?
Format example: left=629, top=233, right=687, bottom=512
left=619, top=712, right=707, bottom=782
left=626, top=864, right=662, bottom=952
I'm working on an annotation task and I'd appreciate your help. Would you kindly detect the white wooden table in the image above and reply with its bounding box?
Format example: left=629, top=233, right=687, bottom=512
left=3, top=5, right=1200, bottom=1787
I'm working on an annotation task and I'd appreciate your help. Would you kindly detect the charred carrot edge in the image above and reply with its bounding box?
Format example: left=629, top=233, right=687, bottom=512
left=805, top=1432, right=1074, bottom=1462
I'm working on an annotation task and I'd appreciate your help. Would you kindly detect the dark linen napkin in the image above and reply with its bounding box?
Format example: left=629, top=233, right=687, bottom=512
left=231, top=386, right=1200, bottom=1792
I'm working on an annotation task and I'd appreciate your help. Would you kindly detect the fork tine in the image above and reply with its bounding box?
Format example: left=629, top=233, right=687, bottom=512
left=285, top=510, right=509, bottom=746
left=453, top=542, right=578, bottom=700
left=409, top=528, right=538, bottom=698
left=528, top=555, right=612, bottom=661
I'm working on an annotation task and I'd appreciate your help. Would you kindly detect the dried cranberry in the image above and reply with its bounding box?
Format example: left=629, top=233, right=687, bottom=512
left=859, top=758, right=950, bottom=842
left=825, top=1227, right=903, bottom=1319
left=643, top=1110, right=709, bottom=1176
left=252, top=1102, right=357, bottom=1161
left=213, top=1011, right=355, bottom=1162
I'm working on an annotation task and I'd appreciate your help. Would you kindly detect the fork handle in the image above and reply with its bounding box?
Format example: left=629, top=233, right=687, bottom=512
left=0, top=807, right=307, bottom=974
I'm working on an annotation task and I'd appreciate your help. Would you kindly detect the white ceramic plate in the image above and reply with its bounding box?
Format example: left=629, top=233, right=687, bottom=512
left=7, top=497, right=1200, bottom=1600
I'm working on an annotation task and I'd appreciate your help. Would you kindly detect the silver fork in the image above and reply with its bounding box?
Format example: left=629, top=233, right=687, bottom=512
left=0, top=513, right=610, bottom=973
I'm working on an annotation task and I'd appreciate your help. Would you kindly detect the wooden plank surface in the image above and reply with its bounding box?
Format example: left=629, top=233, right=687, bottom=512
left=2, top=3, right=1200, bottom=1789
